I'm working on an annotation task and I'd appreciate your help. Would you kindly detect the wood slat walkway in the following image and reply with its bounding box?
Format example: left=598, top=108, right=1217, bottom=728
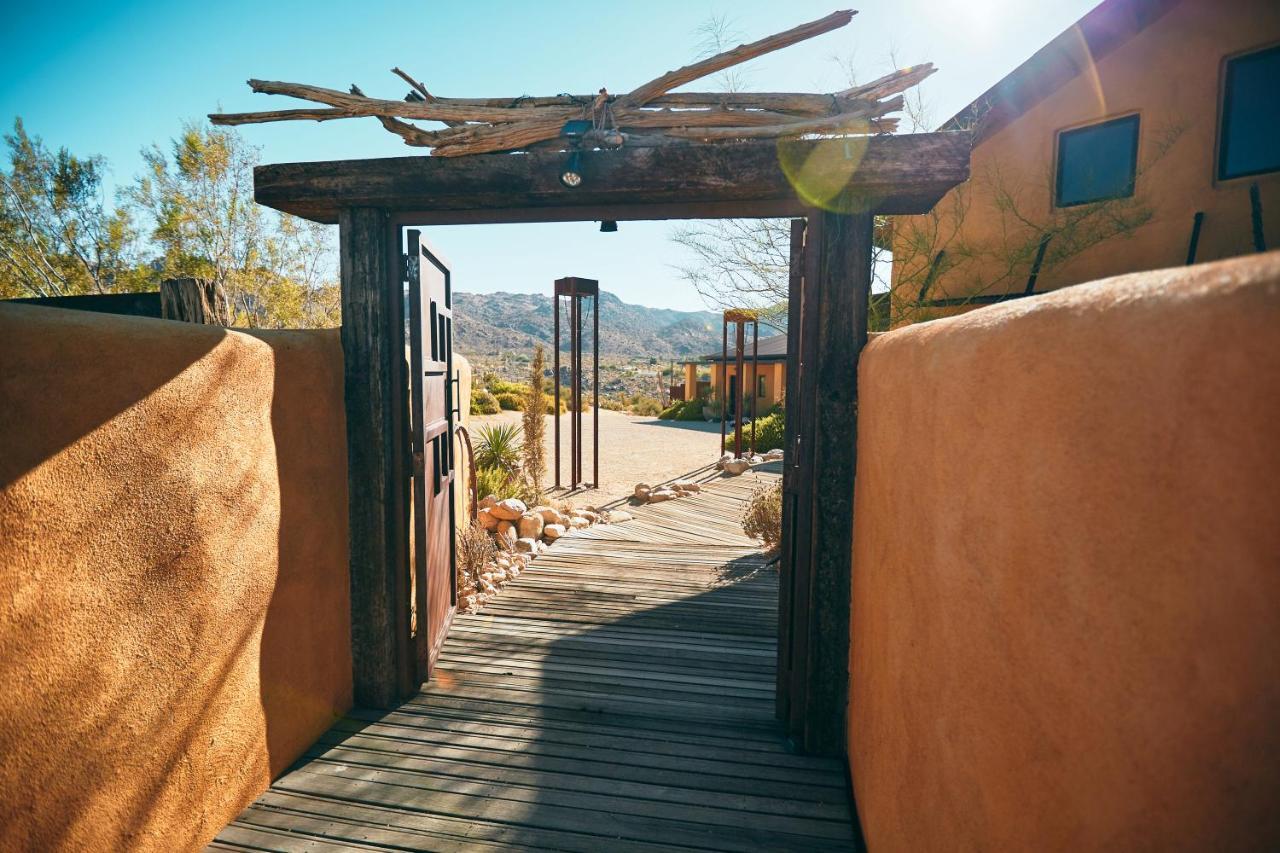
left=212, top=464, right=856, bottom=852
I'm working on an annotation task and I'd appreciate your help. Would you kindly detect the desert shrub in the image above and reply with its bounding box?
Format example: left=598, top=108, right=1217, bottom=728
left=470, top=388, right=500, bottom=415
left=751, top=409, right=785, bottom=452
left=457, top=520, right=496, bottom=596
left=658, top=400, right=684, bottom=419
left=742, top=481, right=783, bottom=550
left=474, top=423, right=522, bottom=477
left=488, top=379, right=527, bottom=397
left=630, top=396, right=663, bottom=416
left=495, top=392, right=522, bottom=411
left=544, top=393, right=565, bottom=414
left=600, top=396, right=624, bottom=411
left=678, top=399, right=709, bottom=421
left=523, top=346, right=547, bottom=496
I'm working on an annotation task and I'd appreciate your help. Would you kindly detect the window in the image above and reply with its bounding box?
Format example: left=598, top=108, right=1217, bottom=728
left=758, top=375, right=767, bottom=398
left=1054, top=114, right=1140, bottom=207
left=1219, top=44, right=1280, bottom=181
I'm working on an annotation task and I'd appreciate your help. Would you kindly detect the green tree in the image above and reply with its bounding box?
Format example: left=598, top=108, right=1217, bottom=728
left=0, top=118, right=148, bottom=298
left=131, top=122, right=337, bottom=327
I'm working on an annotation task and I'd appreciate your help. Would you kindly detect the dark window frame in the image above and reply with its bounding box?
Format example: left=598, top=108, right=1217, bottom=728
left=1216, top=42, right=1280, bottom=183
left=1054, top=113, right=1141, bottom=208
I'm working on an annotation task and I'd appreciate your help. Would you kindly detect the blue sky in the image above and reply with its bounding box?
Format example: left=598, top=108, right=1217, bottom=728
left=2, top=0, right=1097, bottom=310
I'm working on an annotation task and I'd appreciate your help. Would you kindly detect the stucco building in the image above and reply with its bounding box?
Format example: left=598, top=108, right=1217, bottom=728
left=889, top=0, right=1280, bottom=324
left=681, top=331, right=787, bottom=415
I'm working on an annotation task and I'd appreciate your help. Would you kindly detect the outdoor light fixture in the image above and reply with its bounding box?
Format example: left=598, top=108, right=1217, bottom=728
left=560, top=150, right=583, bottom=188
left=600, top=220, right=618, bottom=233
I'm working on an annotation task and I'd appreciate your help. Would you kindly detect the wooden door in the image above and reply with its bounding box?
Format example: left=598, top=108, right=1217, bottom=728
left=406, top=229, right=457, bottom=683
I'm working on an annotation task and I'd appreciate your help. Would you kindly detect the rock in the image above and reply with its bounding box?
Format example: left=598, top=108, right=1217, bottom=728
left=534, top=541, right=548, bottom=555
left=477, top=508, right=499, bottom=531
left=764, top=448, right=785, bottom=461
left=749, top=454, right=764, bottom=465
left=479, top=579, right=498, bottom=595
left=479, top=494, right=498, bottom=510
left=462, top=594, right=478, bottom=610
left=634, top=483, right=652, bottom=500
left=479, top=571, right=495, bottom=585
left=514, top=537, right=538, bottom=554
left=543, top=523, right=566, bottom=541
left=490, top=498, right=527, bottom=521
left=491, top=568, right=508, bottom=584
left=495, top=521, right=517, bottom=549
left=531, top=505, right=560, bottom=523
left=715, top=451, right=735, bottom=470
left=508, top=563, right=522, bottom=577
left=672, top=480, right=701, bottom=493
left=518, top=512, right=545, bottom=540
left=605, top=510, right=633, bottom=523
left=573, top=509, right=599, bottom=523
left=648, top=488, right=677, bottom=502
left=568, top=516, right=590, bottom=529
left=494, top=555, right=511, bottom=569
left=722, top=458, right=751, bottom=476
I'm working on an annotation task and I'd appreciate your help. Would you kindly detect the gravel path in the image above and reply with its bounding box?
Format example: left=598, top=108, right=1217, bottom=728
left=468, top=408, right=725, bottom=506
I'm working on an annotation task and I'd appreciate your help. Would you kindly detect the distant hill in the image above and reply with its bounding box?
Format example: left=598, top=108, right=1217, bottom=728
left=453, top=290, right=722, bottom=358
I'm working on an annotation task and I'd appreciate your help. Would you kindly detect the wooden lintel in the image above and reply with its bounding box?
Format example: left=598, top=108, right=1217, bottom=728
left=255, top=133, right=971, bottom=224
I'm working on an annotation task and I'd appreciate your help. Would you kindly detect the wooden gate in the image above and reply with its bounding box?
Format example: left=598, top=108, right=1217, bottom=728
left=406, top=229, right=457, bottom=682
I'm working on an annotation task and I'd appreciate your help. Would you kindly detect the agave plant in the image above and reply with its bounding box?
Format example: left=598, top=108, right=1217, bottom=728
left=474, top=422, right=522, bottom=480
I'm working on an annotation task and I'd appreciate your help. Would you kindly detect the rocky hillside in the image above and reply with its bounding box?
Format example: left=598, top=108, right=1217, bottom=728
left=453, top=290, right=720, bottom=358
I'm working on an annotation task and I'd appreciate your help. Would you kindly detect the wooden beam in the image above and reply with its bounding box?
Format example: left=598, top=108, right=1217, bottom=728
left=254, top=133, right=971, bottom=224
left=339, top=207, right=413, bottom=708
left=800, top=209, right=873, bottom=755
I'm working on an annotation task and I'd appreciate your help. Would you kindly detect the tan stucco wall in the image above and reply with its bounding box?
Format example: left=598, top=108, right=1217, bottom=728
left=453, top=353, right=473, bottom=526
left=892, top=0, right=1280, bottom=323
left=0, top=304, right=352, bottom=851
left=708, top=361, right=786, bottom=410
left=849, top=253, right=1280, bottom=850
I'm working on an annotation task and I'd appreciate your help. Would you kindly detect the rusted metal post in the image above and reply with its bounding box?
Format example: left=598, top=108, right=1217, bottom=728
left=553, top=296, right=561, bottom=489
left=593, top=292, right=599, bottom=488
left=750, top=319, right=759, bottom=454
left=571, top=293, right=580, bottom=488
left=720, top=317, right=728, bottom=455
left=734, top=319, right=745, bottom=458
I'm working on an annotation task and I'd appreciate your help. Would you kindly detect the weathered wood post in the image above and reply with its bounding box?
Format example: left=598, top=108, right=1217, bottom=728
left=338, top=207, right=413, bottom=708
left=160, top=277, right=229, bottom=324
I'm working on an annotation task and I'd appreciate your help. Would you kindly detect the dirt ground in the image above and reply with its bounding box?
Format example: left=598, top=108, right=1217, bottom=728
left=468, top=408, right=727, bottom=506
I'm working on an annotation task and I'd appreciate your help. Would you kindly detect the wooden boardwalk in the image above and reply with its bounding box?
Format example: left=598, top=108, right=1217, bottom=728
left=212, top=464, right=857, bottom=851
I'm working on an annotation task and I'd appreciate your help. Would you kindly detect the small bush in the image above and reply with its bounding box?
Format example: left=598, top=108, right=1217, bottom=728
left=495, top=392, right=522, bottom=411
left=488, top=379, right=527, bottom=397
left=544, top=393, right=566, bottom=414
left=658, top=400, right=684, bottom=419
left=470, top=388, right=500, bottom=415
left=678, top=400, right=709, bottom=421
left=751, top=410, right=785, bottom=452
left=457, top=520, right=496, bottom=596
left=742, top=482, right=783, bottom=550
left=628, top=395, right=663, bottom=416
left=474, top=423, right=522, bottom=476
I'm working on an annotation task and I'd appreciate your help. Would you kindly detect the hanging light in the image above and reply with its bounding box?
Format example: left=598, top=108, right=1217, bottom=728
left=560, top=150, right=583, bottom=188
left=600, top=220, right=618, bottom=233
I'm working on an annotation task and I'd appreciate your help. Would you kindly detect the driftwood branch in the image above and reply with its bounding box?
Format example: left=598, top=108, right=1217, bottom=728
left=208, top=10, right=936, bottom=157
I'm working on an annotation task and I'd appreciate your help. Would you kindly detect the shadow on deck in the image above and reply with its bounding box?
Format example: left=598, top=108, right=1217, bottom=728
left=212, top=468, right=855, bottom=851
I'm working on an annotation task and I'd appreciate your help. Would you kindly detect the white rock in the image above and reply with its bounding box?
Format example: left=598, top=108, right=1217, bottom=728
left=518, top=512, right=545, bottom=540
left=508, top=563, right=522, bottom=577
left=648, top=488, right=678, bottom=502
left=573, top=509, right=600, bottom=523
left=672, top=480, right=701, bottom=493
left=543, top=523, right=566, bottom=541
left=722, top=459, right=751, bottom=476
left=764, top=448, right=785, bottom=461
left=490, top=498, right=527, bottom=521
left=715, top=451, right=735, bottom=470
left=568, top=516, right=590, bottom=528
left=749, top=455, right=764, bottom=465
left=514, top=537, right=538, bottom=553
left=605, top=510, right=633, bottom=523
left=494, top=555, right=511, bottom=569
left=480, top=580, right=498, bottom=595
left=491, top=568, right=509, bottom=584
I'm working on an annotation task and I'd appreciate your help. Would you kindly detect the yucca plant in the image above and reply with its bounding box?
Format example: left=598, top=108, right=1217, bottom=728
left=474, top=422, right=522, bottom=479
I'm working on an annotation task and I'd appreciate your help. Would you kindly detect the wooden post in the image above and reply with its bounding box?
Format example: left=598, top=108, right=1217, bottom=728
left=799, top=209, right=874, bottom=754
left=339, top=207, right=413, bottom=708
left=554, top=297, right=561, bottom=490
left=160, top=277, right=229, bottom=325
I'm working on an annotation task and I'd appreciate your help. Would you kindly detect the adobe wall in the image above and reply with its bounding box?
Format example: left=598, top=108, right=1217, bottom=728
left=0, top=305, right=352, bottom=850
left=850, top=253, right=1280, bottom=849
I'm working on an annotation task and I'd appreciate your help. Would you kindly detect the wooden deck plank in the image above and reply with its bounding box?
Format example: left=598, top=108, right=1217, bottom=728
left=212, top=467, right=855, bottom=851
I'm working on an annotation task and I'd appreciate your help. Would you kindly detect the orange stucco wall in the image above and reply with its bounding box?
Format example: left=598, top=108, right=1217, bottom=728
left=0, top=304, right=353, bottom=851
left=891, top=0, right=1280, bottom=323
left=706, top=360, right=786, bottom=410
left=849, top=253, right=1280, bottom=850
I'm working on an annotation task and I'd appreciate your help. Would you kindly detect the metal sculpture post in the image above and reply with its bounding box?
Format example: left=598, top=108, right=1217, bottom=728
left=553, top=277, right=599, bottom=490
left=720, top=309, right=761, bottom=458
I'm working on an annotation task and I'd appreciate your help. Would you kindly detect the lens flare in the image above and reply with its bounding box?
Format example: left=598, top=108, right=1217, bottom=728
left=777, top=131, right=879, bottom=214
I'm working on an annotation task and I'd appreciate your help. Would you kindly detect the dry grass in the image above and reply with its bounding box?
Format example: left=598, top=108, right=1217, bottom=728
left=457, top=520, right=497, bottom=594
left=742, top=481, right=782, bottom=550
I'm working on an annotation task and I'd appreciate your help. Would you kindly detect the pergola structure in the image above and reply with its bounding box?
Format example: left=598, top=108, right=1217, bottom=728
left=252, top=131, right=970, bottom=754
